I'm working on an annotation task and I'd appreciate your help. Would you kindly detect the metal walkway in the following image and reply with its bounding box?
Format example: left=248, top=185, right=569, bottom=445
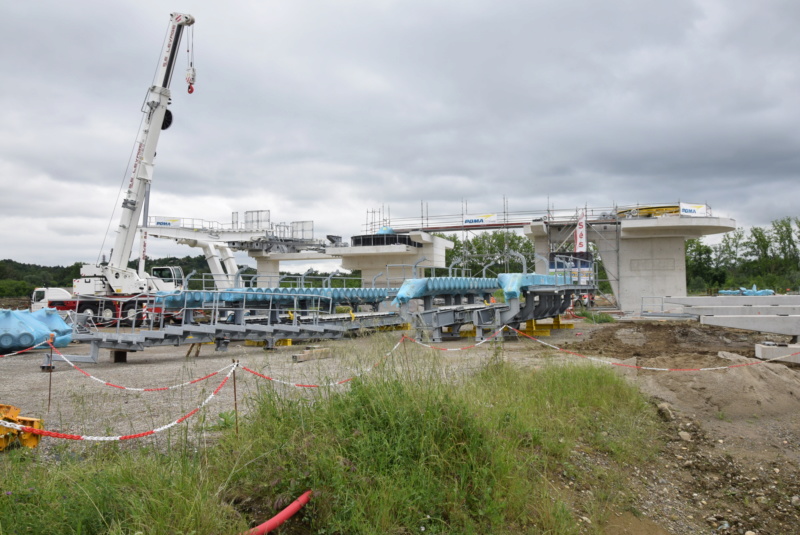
left=58, top=273, right=596, bottom=362
left=394, top=275, right=596, bottom=343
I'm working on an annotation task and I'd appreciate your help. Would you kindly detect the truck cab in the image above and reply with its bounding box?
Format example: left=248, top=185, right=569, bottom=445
left=31, top=287, right=73, bottom=312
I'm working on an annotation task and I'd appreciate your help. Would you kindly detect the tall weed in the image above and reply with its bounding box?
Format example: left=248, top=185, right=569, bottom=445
left=1, top=338, right=661, bottom=534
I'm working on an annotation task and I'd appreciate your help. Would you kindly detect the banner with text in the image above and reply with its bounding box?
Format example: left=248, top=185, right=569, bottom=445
left=153, top=217, right=181, bottom=227
left=679, top=203, right=711, bottom=217
left=574, top=212, right=587, bottom=252
left=462, top=214, right=497, bottom=226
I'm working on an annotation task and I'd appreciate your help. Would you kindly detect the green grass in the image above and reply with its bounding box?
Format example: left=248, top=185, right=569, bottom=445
left=0, top=444, right=240, bottom=534
left=1, top=340, right=662, bottom=534
left=575, top=310, right=616, bottom=324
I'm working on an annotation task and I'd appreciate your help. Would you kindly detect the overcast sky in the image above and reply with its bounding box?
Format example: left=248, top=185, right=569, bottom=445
left=2, top=0, right=799, bottom=270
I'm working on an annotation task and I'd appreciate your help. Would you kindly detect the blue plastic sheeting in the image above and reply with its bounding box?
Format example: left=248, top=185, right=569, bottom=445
left=31, top=308, right=73, bottom=347
left=393, top=277, right=501, bottom=305
left=719, top=287, right=776, bottom=296
left=392, top=279, right=429, bottom=305
left=154, top=287, right=396, bottom=310
left=0, top=309, right=66, bottom=353
left=497, top=273, right=568, bottom=300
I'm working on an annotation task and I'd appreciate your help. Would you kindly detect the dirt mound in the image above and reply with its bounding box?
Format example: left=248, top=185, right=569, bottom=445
left=569, top=321, right=800, bottom=534
left=639, top=350, right=800, bottom=420
left=574, top=322, right=800, bottom=421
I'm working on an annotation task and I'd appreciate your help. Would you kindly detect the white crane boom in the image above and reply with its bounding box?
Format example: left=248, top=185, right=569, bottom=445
left=108, top=12, right=195, bottom=270
left=36, top=13, right=203, bottom=322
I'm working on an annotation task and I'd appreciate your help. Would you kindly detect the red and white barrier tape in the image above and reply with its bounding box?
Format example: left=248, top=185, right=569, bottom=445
left=0, top=364, right=237, bottom=441
left=241, top=338, right=405, bottom=388
left=45, top=342, right=234, bottom=391
left=0, top=339, right=51, bottom=358
left=401, top=328, right=506, bottom=351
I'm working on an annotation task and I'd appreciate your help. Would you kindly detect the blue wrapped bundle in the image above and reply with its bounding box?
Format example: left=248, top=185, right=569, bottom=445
left=31, top=308, right=72, bottom=347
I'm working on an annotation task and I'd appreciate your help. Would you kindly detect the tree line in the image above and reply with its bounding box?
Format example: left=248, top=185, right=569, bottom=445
left=686, top=216, right=800, bottom=293
left=0, top=256, right=364, bottom=297
left=434, top=231, right=537, bottom=277
left=0, top=256, right=215, bottom=298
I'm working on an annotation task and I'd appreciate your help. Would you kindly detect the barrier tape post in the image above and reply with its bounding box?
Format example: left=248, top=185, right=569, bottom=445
left=42, top=342, right=235, bottom=392
left=233, top=359, right=240, bottom=438
left=0, top=364, right=237, bottom=442
left=47, top=336, right=54, bottom=411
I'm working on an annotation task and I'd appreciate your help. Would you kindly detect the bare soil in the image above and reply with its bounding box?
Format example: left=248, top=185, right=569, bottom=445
left=2, top=317, right=800, bottom=534
left=565, top=320, right=800, bottom=535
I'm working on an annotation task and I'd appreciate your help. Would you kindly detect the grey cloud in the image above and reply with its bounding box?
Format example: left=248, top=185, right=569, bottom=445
left=2, top=0, right=799, bottom=265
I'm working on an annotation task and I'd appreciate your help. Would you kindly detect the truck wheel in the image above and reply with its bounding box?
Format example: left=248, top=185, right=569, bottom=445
left=100, top=305, right=116, bottom=322
left=121, top=302, right=143, bottom=326
left=78, top=304, right=97, bottom=319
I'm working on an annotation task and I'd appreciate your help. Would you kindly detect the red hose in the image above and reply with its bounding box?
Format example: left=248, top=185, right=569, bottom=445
left=244, top=490, right=313, bottom=535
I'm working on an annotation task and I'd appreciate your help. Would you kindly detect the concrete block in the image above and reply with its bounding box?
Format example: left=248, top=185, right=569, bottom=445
left=701, top=315, right=800, bottom=336
left=754, top=343, right=800, bottom=365
left=292, top=347, right=332, bottom=363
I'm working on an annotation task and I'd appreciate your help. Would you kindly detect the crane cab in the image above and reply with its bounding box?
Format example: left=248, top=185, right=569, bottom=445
left=150, top=266, right=185, bottom=292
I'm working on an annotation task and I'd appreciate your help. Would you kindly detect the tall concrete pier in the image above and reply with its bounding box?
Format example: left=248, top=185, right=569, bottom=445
left=524, top=213, right=736, bottom=313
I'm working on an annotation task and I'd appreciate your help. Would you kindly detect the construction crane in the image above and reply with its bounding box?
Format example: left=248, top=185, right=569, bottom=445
left=33, top=13, right=196, bottom=322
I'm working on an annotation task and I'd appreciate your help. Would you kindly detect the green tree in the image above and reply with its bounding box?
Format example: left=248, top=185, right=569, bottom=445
left=744, top=227, right=773, bottom=267
left=0, top=280, right=34, bottom=297
left=714, top=228, right=744, bottom=271
left=686, top=239, right=725, bottom=291
left=772, top=217, right=798, bottom=264
left=435, top=231, right=536, bottom=276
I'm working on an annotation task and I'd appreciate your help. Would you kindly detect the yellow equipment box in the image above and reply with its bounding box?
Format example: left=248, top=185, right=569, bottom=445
left=0, top=404, right=43, bottom=451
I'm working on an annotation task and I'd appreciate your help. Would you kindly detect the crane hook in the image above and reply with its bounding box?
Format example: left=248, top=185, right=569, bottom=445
left=188, top=84, right=194, bottom=94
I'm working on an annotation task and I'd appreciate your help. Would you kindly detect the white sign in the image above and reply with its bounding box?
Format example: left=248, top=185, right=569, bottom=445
left=679, top=203, right=710, bottom=217
left=462, top=214, right=497, bottom=225
left=153, top=216, right=181, bottom=227
left=574, top=211, right=587, bottom=252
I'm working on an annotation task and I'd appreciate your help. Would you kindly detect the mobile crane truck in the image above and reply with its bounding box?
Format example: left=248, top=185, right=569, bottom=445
left=32, top=13, right=196, bottom=324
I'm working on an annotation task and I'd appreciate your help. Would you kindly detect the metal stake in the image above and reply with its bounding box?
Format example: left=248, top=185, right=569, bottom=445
left=232, top=359, right=239, bottom=437
left=47, top=341, right=54, bottom=412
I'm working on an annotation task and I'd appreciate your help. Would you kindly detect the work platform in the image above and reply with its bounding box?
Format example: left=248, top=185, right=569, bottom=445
left=51, top=284, right=407, bottom=364
left=53, top=269, right=595, bottom=363
left=393, top=273, right=595, bottom=343
left=63, top=310, right=406, bottom=364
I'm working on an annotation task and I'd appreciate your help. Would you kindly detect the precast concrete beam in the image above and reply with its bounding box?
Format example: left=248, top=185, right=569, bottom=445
left=665, top=296, right=800, bottom=306
left=755, top=344, right=800, bottom=365
left=682, top=306, right=800, bottom=316
left=700, top=315, right=800, bottom=336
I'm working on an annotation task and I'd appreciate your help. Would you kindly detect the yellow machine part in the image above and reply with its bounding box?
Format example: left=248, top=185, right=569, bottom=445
left=617, top=205, right=679, bottom=218
left=245, top=339, right=293, bottom=347
left=0, top=404, right=43, bottom=451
